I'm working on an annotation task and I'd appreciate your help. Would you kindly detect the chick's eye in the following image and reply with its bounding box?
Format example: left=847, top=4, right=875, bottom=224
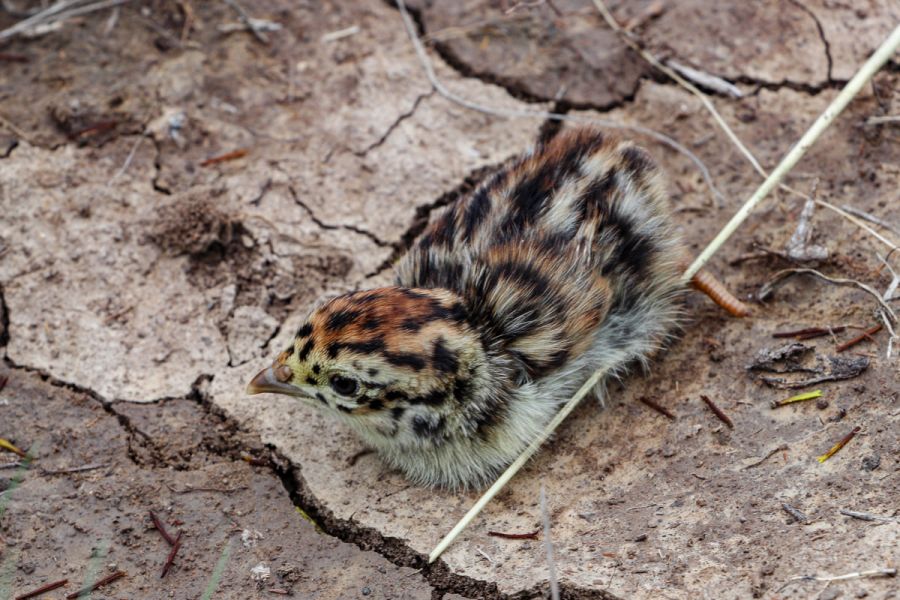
left=329, top=375, right=358, bottom=397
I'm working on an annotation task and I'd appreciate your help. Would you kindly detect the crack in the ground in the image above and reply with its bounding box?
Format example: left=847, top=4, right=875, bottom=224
left=175, top=377, right=619, bottom=599
left=287, top=185, right=389, bottom=247
left=788, top=0, right=834, bottom=83
left=366, top=162, right=503, bottom=280
left=0, top=284, right=9, bottom=349
left=0, top=357, right=161, bottom=467
left=1, top=138, right=18, bottom=159
left=273, top=459, right=620, bottom=600
left=148, top=134, right=172, bottom=195
left=354, top=91, right=434, bottom=157
left=388, top=0, right=842, bottom=115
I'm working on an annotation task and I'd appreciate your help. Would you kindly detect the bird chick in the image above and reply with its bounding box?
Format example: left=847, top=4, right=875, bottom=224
left=248, top=128, right=685, bottom=489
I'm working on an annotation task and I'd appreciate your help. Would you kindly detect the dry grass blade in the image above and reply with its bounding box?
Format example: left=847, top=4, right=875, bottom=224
left=0, top=0, right=133, bottom=42
left=540, top=484, right=560, bottom=600
left=759, top=268, right=897, bottom=323
left=777, top=567, right=896, bottom=593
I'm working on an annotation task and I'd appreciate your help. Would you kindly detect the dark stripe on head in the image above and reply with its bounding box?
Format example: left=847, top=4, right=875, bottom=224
left=327, top=337, right=386, bottom=359
left=400, top=317, right=424, bottom=332
left=312, top=364, right=321, bottom=374
left=326, top=310, right=361, bottom=331
left=298, top=339, right=314, bottom=361
left=315, top=392, right=327, bottom=405
left=384, top=351, right=426, bottom=371
left=368, top=399, right=384, bottom=411
left=296, top=323, right=313, bottom=338
left=391, top=406, right=405, bottom=421
left=337, top=405, right=353, bottom=413
left=432, top=338, right=459, bottom=374
left=306, top=376, right=317, bottom=385
left=385, top=390, right=407, bottom=401
left=346, top=291, right=383, bottom=306
left=361, top=317, right=381, bottom=330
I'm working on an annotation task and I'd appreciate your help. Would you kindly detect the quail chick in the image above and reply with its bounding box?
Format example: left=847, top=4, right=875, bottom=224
left=247, top=128, right=685, bottom=489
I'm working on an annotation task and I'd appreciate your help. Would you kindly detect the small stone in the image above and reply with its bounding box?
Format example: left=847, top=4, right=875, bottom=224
left=361, top=586, right=372, bottom=596
left=815, top=398, right=829, bottom=410
left=662, top=448, right=676, bottom=458
left=819, top=587, right=841, bottom=600
left=634, top=534, right=648, bottom=542
left=861, top=455, right=880, bottom=471
left=827, top=407, right=847, bottom=422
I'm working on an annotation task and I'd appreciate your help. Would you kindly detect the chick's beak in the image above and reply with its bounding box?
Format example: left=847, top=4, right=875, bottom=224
left=246, top=365, right=303, bottom=397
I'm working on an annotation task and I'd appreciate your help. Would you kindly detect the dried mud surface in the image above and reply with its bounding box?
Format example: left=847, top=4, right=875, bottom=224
left=1, top=1, right=898, bottom=599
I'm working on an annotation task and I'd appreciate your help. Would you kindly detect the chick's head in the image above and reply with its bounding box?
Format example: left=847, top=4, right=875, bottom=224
left=247, top=287, right=482, bottom=430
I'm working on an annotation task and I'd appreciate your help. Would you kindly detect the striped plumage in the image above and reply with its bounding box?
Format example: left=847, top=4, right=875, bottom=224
left=248, top=128, right=685, bottom=488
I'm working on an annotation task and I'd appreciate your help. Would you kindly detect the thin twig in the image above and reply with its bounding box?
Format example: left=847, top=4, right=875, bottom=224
left=488, top=529, right=540, bottom=540
left=223, top=0, right=268, bottom=44
left=813, top=198, right=900, bottom=255
left=40, top=463, right=107, bottom=475
left=14, top=579, right=68, bottom=600
left=865, top=115, right=900, bottom=125
left=637, top=396, right=676, bottom=420
left=160, top=531, right=183, bottom=578
left=817, top=426, right=861, bottom=463
left=773, top=327, right=846, bottom=340
left=0, top=0, right=133, bottom=42
left=666, top=60, right=743, bottom=98
left=540, top=485, right=560, bottom=600
left=149, top=510, right=177, bottom=546
left=777, top=568, right=896, bottom=593
left=394, top=0, right=723, bottom=205
left=200, top=148, right=248, bottom=167
left=759, top=268, right=897, bottom=323
left=841, top=205, right=900, bottom=237
left=839, top=509, right=896, bottom=522
left=781, top=502, right=808, bottom=523
left=835, top=324, right=882, bottom=353
left=700, top=395, right=733, bottom=428
left=65, top=571, right=125, bottom=599
left=107, top=137, right=142, bottom=185
left=742, top=444, right=788, bottom=470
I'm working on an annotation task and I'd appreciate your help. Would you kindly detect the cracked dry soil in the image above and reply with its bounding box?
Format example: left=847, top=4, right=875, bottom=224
left=1, top=1, right=899, bottom=599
